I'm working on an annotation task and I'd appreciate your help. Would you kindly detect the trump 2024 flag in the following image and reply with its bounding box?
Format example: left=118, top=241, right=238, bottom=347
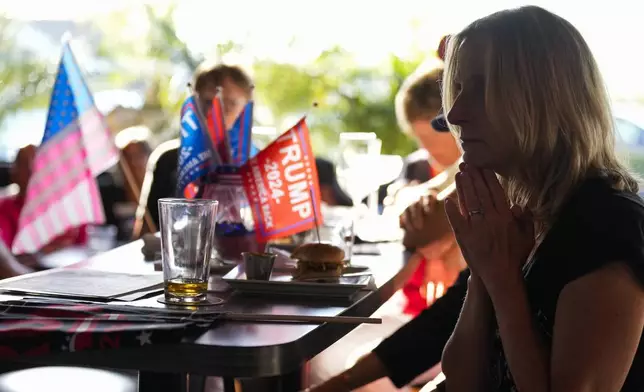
left=240, top=117, right=323, bottom=242
left=12, top=41, right=118, bottom=254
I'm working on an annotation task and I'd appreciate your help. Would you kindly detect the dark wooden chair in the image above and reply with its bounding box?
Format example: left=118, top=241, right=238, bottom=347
left=132, top=139, right=180, bottom=239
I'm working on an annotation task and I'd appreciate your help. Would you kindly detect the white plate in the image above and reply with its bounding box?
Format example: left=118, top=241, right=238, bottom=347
left=222, top=264, right=372, bottom=300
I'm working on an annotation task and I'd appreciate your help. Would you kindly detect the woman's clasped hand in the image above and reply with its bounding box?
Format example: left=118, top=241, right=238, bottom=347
left=445, top=163, right=535, bottom=294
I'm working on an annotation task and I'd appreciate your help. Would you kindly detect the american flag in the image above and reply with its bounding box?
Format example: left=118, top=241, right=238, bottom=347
left=11, top=41, right=119, bottom=254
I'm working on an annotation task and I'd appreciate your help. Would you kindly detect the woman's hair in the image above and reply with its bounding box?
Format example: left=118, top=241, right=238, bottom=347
left=442, top=6, right=638, bottom=221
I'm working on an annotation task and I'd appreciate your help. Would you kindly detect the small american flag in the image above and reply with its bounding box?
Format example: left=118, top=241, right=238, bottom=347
left=11, top=41, right=119, bottom=254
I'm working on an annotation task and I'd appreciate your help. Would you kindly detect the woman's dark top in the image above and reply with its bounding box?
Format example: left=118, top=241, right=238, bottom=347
left=373, top=268, right=470, bottom=387
left=492, top=177, right=644, bottom=391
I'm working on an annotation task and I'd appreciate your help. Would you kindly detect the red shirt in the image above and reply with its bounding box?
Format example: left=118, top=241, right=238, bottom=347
left=0, top=195, right=87, bottom=252
left=402, top=257, right=430, bottom=316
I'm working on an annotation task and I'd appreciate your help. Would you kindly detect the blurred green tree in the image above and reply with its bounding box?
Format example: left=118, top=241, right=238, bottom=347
left=96, top=5, right=426, bottom=156
left=144, top=4, right=201, bottom=71
left=0, top=16, right=51, bottom=126
left=253, top=47, right=424, bottom=156
left=96, top=4, right=244, bottom=136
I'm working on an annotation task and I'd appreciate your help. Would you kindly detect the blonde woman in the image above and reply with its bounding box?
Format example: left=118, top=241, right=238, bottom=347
left=440, top=6, right=644, bottom=392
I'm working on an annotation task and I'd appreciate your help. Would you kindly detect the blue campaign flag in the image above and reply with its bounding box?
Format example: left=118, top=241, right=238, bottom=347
left=177, top=96, right=212, bottom=197
left=228, top=101, right=255, bottom=166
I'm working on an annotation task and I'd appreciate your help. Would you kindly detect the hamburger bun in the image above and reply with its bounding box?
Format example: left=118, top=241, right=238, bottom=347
left=290, top=243, right=346, bottom=279
left=291, top=243, right=345, bottom=263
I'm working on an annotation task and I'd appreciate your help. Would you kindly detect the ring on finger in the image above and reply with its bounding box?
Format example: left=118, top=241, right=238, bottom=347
left=468, top=208, right=484, bottom=217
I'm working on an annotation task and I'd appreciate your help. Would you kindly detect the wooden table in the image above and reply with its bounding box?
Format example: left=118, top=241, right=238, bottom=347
left=6, top=240, right=420, bottom=392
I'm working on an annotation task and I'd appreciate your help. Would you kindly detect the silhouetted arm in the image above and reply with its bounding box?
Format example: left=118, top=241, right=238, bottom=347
left=0, top=240, right=33, bottom=279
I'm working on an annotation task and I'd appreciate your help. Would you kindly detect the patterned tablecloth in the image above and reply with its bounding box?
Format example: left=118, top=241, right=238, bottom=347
left=0, top=300, right=217, bottom=358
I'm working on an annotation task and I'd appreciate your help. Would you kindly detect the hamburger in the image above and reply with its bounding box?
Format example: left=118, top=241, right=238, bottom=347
left=290, top=243, right=346, bottom=279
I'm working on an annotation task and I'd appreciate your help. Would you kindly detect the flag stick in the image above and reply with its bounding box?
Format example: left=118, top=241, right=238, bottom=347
left=310, top=188, right=321, bottom=244
left=308, top=103, right=321, bottom=243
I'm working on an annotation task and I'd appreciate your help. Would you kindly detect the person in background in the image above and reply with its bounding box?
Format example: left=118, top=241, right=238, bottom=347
left=144, top=63, right=254, bottom=228
left=114, top=139, right=152, bottom=240
left=396, top=70, right=460, bottom=177
left=309, top=152, right=468, bottom=392
left=394, top=35, right=457, bottom=175
left=0, top=145, right=87, bottom=255
left=393, top=61, right=464, bottom=316
left=116, top=126, right=152, bottom=205
left=306, top=37, right=467, bottom=392
left=383, top=34, right=453, bottom=208
left=306, top=118, right=464, bottom=392
left=97, top=126, right=153, bottom=241
left=121, top=140, right=151, bottom=188
left=315, top=157, right=353, bottom=207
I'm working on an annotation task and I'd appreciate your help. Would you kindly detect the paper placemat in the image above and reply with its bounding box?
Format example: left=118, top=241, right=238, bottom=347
left=0, top=269, right=163, bottom=300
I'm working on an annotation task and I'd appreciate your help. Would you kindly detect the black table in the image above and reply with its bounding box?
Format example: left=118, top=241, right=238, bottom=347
left=7, top=240, right=419, bottom=391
